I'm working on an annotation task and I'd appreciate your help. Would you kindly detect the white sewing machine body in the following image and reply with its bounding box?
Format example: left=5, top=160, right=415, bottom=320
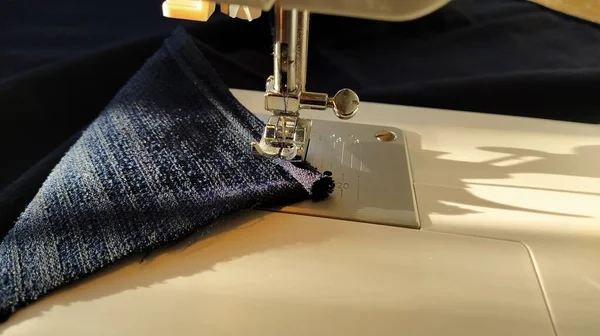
left=2, top=90, right=599, bottom=336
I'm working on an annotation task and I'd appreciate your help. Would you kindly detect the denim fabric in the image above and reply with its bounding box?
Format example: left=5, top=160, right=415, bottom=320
left=0, top=27, right=332, bottom=321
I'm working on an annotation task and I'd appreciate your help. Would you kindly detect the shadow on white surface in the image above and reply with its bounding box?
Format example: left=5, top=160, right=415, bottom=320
left=0, top=210, right=339, bottom=332
left=1, top=209, right=556, bottom=336
left=406, top=131, right=600, bottom=221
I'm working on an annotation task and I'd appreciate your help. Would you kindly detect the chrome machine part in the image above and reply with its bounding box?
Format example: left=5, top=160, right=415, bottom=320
left=252, top=3, right=361, bottom=161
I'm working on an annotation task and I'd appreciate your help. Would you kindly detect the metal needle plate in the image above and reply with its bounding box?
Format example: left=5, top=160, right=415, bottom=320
left=258, top=116, right=420, bottom=229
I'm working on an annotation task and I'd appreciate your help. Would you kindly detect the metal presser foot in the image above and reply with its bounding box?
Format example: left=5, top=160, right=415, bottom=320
left=251, top=5, right=360, bottom=162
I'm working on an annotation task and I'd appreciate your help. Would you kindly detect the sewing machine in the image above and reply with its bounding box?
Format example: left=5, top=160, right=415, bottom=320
left=2, top=1, right=599, bottom=336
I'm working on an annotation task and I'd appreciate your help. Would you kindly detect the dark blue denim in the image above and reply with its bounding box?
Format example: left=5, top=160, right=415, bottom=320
left=0, top=28, right=332, bottom=321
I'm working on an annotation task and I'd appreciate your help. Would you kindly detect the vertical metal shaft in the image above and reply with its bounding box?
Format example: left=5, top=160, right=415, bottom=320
left=271, top=4, right=309, bottom=95
left=273, top=4, right=284, bottom=93
left=297, top=10, right=309, bottom=92
left=286, top=9, right=298, bottom=92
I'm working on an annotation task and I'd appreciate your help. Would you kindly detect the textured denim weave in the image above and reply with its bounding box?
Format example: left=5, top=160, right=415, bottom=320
left=0, top=28, right=332, bottom=321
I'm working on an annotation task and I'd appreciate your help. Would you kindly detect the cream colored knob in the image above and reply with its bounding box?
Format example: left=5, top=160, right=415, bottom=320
left=162, top=0, right=216, bottom=22
left=220, top=3, right=261, bottom=21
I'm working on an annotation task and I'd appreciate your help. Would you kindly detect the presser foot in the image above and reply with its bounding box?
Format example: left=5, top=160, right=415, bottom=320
left=252, top=78, right=360, bottom=162
left=251, top=115, right=312, bottom=162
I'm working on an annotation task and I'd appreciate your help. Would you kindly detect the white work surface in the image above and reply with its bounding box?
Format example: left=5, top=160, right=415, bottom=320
left=2, top=89, right=599, bottom=336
